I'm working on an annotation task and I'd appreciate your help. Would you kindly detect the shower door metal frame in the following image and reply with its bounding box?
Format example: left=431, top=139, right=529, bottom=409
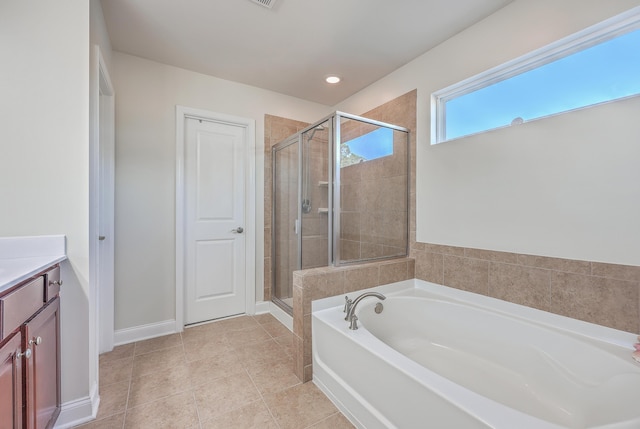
left=271, top=134, right=302, bottom=315
left=326, top=118, right=335, bottom=266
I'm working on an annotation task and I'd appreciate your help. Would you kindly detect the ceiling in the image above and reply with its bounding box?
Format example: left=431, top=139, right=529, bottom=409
left=101, top=0, right=512, bottom=105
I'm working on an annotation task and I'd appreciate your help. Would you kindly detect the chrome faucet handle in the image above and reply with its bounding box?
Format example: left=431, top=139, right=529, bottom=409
left=349, top=314, right=359, bottom=330
left=343, top=296, right=353, bottom=320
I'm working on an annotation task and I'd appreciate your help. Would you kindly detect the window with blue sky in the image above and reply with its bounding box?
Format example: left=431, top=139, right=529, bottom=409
left=435, top=22, right=640, bottom=143
left=341, top=127, right=393, bottom=167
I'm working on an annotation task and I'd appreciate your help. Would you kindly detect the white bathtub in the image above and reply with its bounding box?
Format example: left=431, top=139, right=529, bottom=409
left=312, top=279, right=640, bottom=429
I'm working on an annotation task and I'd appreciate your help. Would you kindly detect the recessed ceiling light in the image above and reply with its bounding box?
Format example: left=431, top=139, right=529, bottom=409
left=325, top=76, right=341, bottom=84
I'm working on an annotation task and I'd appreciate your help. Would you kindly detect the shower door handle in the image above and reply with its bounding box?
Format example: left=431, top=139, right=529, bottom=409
left=232, top=227, right=244, bottom=234
left=293, top=219, right=300, bottom=235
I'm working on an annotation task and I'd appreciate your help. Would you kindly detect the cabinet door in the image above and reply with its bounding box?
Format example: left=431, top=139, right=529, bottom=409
left=24, top=298, right=60, bottom=429
left=0, top=331, right=23, bottom=429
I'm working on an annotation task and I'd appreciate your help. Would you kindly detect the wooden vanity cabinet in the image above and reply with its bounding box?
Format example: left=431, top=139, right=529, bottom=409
left=0, top=331, right=23, bottom=429
left=24, top=297, right=60, bottom=429
left=0, top=265, right=61, bottom=429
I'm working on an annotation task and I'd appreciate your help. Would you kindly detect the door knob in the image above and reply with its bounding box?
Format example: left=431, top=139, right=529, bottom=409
left=232, top=227, right=244, bottom=234
left=98, top=236, right=106, bottom=241
left=17, top=349, right=32, bottom=359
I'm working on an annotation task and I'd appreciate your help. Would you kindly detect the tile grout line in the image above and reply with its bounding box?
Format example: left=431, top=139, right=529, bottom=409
left=487, top=260, right=492, bottom=297
left=120, top=341, right=136, bottom=429
left=124, top=337, right=189, bottom=425
left=247, top=367, right=284, bottom=429
left=121, top=370, right=131, bottom=429
left=191, top=323, right=288, bottom=427
left=182, top=335, right=203, bottom=429
left=191, top=390, right=203, bottom=429
left=548, top=266, right=553, bottom=312
left=302, top=412, right=343, bottom=429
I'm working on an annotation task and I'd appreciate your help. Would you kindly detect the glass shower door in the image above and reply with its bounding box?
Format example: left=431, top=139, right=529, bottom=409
left=272, top=137, right=300, bottom=313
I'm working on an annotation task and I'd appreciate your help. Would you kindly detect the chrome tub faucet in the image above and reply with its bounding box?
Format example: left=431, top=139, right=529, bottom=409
left=344, top=292, right=386, bottom=330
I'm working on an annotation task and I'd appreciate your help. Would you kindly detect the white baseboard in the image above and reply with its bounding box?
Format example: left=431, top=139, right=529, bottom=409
left=114, top=319, right=177, bottom=346
left=254, top=300, right=270, bottom=314
left=269, top=301, right=293, bottom=331
left=54, top=381, right=100, bottom=428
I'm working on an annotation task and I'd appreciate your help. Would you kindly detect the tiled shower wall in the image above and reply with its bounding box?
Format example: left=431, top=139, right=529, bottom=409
left=301, top=130, right=330, bottom=270
left=339, top=122, right=409, bottom=262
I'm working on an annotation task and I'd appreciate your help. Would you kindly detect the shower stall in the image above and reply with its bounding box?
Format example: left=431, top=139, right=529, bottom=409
left=271, top=112, right=409, bottom=314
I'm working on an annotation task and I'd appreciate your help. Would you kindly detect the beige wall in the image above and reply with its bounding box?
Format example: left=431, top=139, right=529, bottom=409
left=112, top=53, right=330, bottom=330
left=335, top=0, right=640, bottom=267
left=0, top=0, right=92, bottom=405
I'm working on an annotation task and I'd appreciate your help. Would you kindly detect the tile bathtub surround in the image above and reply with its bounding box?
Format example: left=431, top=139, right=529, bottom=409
left=411, top=243, right=640, bottom=334
left=292, top=258, right=416, bottom=382
left=79, top=314, right=353, bottom=429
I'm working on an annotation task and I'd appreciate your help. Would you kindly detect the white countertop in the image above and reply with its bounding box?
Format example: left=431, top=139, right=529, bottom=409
left=0, top=235, right=67, bottom=294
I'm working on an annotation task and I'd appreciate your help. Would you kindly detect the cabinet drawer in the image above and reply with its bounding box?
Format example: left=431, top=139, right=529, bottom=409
left=0, top=276, right=44, bottom=339
left=45, top=266, right=61, bottom=302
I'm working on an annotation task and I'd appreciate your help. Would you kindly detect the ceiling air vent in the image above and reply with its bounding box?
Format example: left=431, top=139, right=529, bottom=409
left=250, top=0, right=277, bottom=9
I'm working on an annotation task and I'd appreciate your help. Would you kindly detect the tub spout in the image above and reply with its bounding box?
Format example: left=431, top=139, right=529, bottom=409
left=346, top=292, right=386, bottom=330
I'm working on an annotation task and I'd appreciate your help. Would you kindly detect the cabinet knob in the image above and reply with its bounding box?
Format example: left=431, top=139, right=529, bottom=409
left=50, top=280, right=63, bottom=286
left=17, top=348, right=32, bottom=359
left=30, top=336, right=43, bottom=347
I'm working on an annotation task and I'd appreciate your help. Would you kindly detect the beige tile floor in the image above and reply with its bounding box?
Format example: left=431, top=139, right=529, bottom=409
left=76, top=314, right=354, bottom=429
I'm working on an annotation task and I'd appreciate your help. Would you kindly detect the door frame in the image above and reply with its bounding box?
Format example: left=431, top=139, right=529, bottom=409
left=175, top=106, right=256, bottom=331
left=89, top=45, right=115, bottom=357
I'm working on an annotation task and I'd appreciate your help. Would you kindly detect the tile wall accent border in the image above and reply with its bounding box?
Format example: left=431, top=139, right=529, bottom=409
left=411, top=243, right=640, bottom=334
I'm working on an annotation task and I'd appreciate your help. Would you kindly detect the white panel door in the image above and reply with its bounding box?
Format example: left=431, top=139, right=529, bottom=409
left=185, top=118, right=246, bottom=324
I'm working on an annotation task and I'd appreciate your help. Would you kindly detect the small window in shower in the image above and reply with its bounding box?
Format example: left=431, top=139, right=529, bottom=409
left=341, top=127, right=393, bottom=167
